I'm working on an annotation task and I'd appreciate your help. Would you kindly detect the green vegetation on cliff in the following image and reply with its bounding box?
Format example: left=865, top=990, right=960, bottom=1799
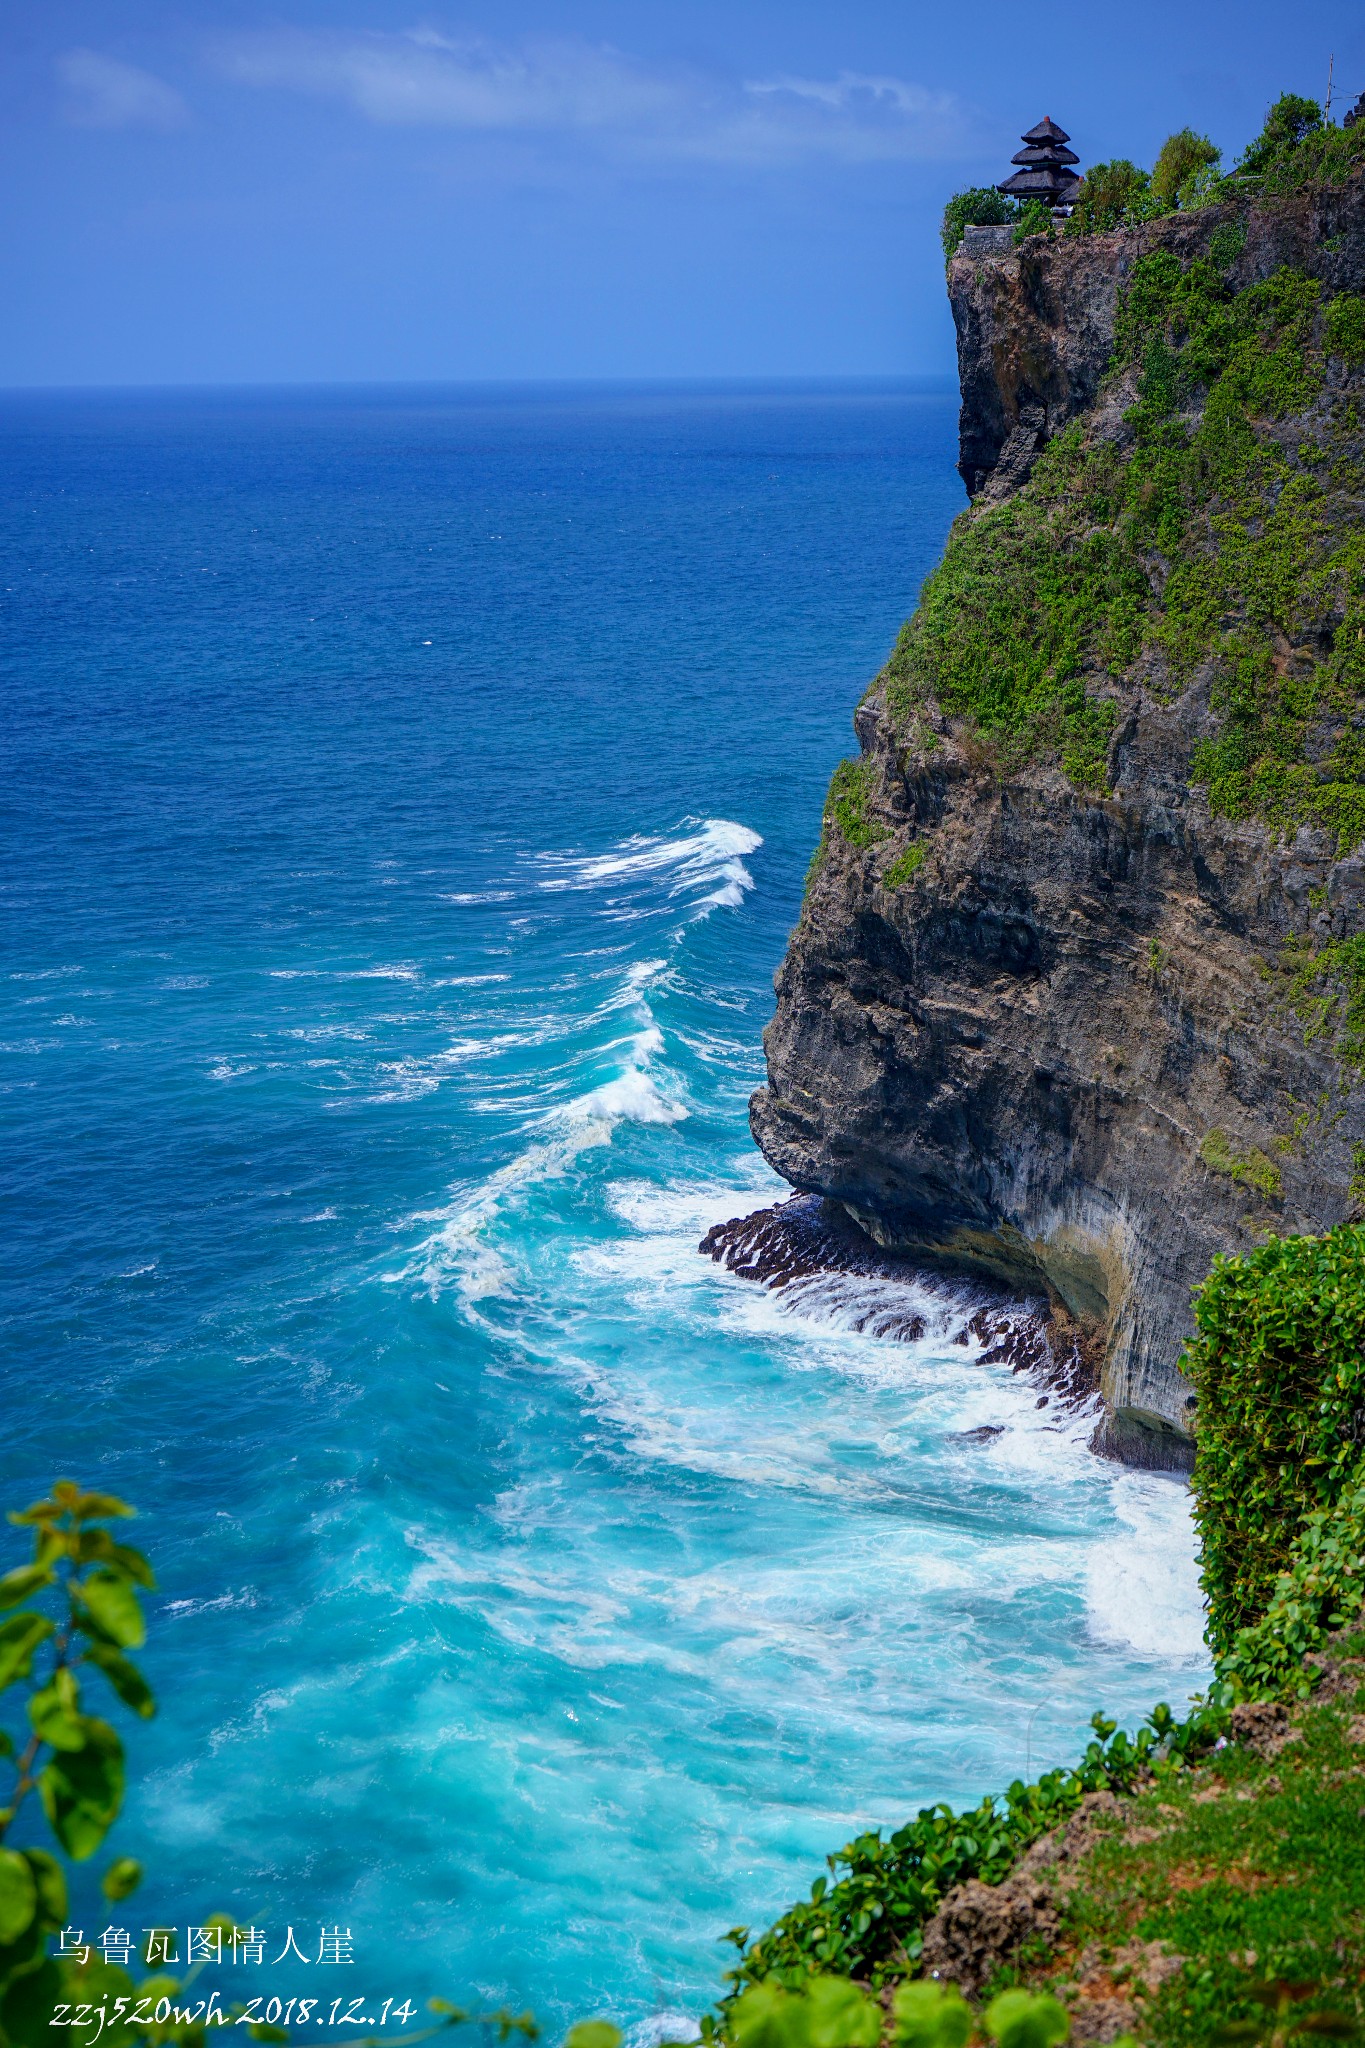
left=940, top=190, right=1024, bottom=260
left=721, top=1706, right=1227, bottom=2000
left=907, top=93, right=1365, bottom=844
left=884, top=251, right=1365, bottom=823
left=793, top=93, right=1365, bottom=2047
left=825, top=757, right=889, bottom=850
left=1184, top=1227, right=1365, bottom=1652
left=1014, top=1632, right=1365, bottom=2048
left=731, top=1223, right=1365, bottom=2044
left=941, top=95, right=1365, bottom=265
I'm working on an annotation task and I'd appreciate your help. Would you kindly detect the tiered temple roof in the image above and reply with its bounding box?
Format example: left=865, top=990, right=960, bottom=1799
left=998, top=117, right=1082, bottom=207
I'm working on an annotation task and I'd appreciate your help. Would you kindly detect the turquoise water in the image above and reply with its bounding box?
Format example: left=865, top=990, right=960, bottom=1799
left=1, top=383, right=1209, bottom=2037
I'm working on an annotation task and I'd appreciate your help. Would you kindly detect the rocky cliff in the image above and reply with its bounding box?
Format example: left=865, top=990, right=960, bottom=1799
left=747, top=171, right=1365, bottom=1465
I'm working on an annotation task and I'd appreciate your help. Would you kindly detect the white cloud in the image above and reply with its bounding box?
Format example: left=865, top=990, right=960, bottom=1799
left=209, top=29, right=974, bottom=166
left=747, top=71, right=954, bottom=118
left=58, top=48, right=191, bottom=131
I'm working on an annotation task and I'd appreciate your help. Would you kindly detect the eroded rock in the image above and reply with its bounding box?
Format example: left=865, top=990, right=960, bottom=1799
left=919, top=1876, right=1060, bottom=1998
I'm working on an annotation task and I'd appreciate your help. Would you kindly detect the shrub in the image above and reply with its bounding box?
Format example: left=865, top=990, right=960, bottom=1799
left=729, top=1975, right=882, bottom=2048
left=885, top=429, right=1137, bottom=792
left=825, top=757, right=888, bottom=850
left=1325, top=292, right=1365, bottom=365
left=1207, top=219, right=1248, bottom=270
left=721, top=1702, right=1226, bottom=1999
left=1065, top=159, right=1156, bottom=234
left=1152, top=128, right=1221, bottom=206
left=1012, top=199, right=1054, bottom=246
left=1236, top=93, right=1324, bottom=176
left=1227, top=93, right=1365, bottom=194
left=940, top=188, right=1019, bottom=261
left=892, top=1984, right=972, bottom=2048
left=1183, top=1226, right=1365, bottom=1658
left=984, top=1992, right=1070, bottom=2048
left=883, top=842, right=926, bottom=890
left=1284, top=933, right=1365, bottom=1073
left=725, top=1975, right=1068, bottom=2048
left=1218, top=1467, right=1365, bottom=1699
left=0, top=1482, right=223, bottom=2048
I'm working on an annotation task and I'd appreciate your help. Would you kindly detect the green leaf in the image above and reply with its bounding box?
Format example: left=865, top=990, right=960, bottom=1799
left=57, top=1955, right=138, bottom=2048
left=0, top=1912, right=47, bottom=1988
left=564, top=2026, right=622, bottom=2048
left=0, top=1613, right=54, bottom=1690
left=28, top=1671, right=87, bottom=1752
left=804, top=1979, right=882, bottom=2048
left=0, top=1566, right=54, bottom=1613
left=249, top=2028, right=291, bottom=2042
left=0, top=1850, right=37, bottom=1946
left=38, top=1718, right=125, bottom=1860
left=75, top=1533, right=155, bottom=1591
left=75, top=1571, right=145, bottom=1651
left=22, top=1850, right=67, bottom=1929
left=0, top=1956, right=63, bottom=2048
left=69, top=1493, right=134, bottom=1524
left=893, top=1982, right=974, bottom=2048
left=8, top=1496, right=66, bottom=1526
left=101, top=1857, right=143, bottom=1903
left=133, top=1975, right=180, bottom=2009
left=83, top=1643, right=155, bottom=1719
left=731, top=1984, right=809, bottom=2048
left=985, top=1991, right=1071, bottom=2048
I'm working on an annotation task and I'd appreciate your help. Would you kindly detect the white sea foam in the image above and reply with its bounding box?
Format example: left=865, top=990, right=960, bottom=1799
left=388, top=921, right=698, bottom=1299
left=579, top=1165, right=1211, bottom=1686
left=391, top=1042, right=681, bottom=1298
left=532, top=817, right=762, bottom=920
left=569, top=1062, right=687, bottom=1128
left=163, top=1588, right=259, bottom=1619
left=626, top=2014, right=699, bottom=2048
left=1085, top=1475, right=1209, bottom=1664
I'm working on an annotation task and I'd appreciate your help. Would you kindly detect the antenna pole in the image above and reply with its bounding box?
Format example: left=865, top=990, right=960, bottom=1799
left=1326, top=52, right=1335, bottom=119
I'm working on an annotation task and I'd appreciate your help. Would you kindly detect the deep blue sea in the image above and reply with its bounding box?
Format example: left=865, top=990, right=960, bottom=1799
left=1, top=383, right=1209, bottom=2039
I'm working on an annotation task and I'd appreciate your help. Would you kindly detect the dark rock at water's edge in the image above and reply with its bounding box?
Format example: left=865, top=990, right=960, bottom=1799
left=747, top=169, right=1365, bottom=1468
left=700, top=1193, right=1111, bottom=1437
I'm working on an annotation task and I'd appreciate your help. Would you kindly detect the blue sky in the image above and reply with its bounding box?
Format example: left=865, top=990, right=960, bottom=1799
left=2, top=0, right=1361, bottom=385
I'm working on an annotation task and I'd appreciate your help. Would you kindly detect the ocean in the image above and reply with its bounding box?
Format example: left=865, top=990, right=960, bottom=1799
left=0, top=381, right=1210, bottom=2037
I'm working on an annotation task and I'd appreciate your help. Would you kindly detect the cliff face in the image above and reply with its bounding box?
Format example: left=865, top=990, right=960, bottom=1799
left=750, top=175, right=1365, bottom=1465
left=951, top=185, right=1365, bottom=501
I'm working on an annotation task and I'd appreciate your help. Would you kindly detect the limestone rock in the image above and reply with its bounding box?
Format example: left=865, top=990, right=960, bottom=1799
left=751, top=171, right=1365, bottom=1462
left=918, top=1875, right=1059, bottom=1998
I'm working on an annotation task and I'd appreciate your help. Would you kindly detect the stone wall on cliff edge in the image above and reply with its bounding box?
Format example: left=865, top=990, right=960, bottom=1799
left=749, top=172, right=1365, bottom=1467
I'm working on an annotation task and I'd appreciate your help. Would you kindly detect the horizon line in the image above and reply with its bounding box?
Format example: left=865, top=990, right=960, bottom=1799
left=0, top=369, right=958, bottom=401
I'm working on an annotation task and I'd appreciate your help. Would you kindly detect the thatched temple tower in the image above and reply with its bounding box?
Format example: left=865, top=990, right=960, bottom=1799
left=998, top=117, right=1081, bottom=208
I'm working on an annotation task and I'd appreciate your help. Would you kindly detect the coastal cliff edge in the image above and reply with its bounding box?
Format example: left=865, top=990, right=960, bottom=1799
left=749, top=171, right=1365, bottom=1466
